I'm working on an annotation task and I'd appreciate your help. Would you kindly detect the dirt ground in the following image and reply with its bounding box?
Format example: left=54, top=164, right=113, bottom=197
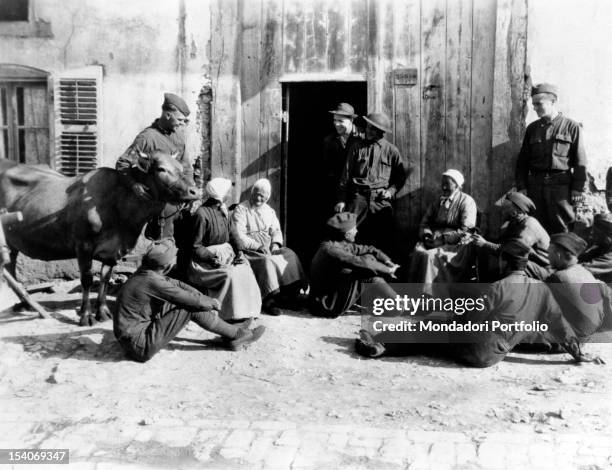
left=0, top=280, right=611, bottom=468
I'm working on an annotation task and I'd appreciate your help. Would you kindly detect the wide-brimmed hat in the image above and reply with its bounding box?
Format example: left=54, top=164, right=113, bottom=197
left=363, top=113, right=391, bottom=133
left=328, top=102, right=357, bottom=118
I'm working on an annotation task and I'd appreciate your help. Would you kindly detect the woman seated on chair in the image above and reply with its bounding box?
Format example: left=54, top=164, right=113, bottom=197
left=187, top=178, right=262, bottom=322
left=231, top=178, right=307, bottom=315
left=471, top=191, right=551, bottom=280
left=408, top=169, right=478, bottom=286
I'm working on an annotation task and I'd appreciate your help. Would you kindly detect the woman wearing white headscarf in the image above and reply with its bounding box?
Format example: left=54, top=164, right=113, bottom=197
left=231, top=178, right=307, bottom=315
left=187, top=178, right=262, bottom=321
left=408, top=169, right=478, bottom=287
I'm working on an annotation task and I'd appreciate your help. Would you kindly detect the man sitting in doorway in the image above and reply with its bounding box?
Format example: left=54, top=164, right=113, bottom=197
left=114, top=239, right=265, bottom=362
left=309, top=212, right=400, bottom=318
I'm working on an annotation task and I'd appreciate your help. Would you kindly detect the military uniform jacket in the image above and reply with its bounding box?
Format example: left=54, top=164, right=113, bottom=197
left=114, top=269, right=217, bottom=341
left=310, top=240, right=391, bottom=297
left=338, top=138, right=407, bottom=204
left=516, top=113, right=587, bottom=192
left=116, top=119, right=196, bottom=184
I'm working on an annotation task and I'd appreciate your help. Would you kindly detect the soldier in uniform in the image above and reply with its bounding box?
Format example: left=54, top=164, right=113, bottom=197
left=115, top=93, right=202, bottom=276
left=309, top=212, right=400, bottom=318
left=515, top=83, right=587, bottom=233
left=334, top=112, right=407, bottom=254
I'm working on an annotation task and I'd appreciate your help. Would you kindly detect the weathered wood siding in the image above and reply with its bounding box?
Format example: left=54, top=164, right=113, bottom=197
left=210, top=0, right=527, bottom=236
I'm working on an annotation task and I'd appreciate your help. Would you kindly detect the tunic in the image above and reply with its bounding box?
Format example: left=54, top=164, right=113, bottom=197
left=310, top=240, right=396, bottom=317
left=187, top=200, right=262, bottom=320
left=409, top=191, right=477, bottom=286
left=114, top=269, right=217, bottom=360
left=480, top=215, right=551, bottom=279
left=337, top=137, right=407, bottom=250
left=115, top=119, right=199, bottom=241
left=515, top=113, right=587, bottom=233
left=547, top=264, right=606, bottom=341
left=457, top=270, right=579, bottom=367
left=231, top=201, right=306, bottom=298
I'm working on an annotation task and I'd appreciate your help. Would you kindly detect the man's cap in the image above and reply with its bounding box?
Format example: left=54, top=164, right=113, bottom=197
left=442, top=169, right=465, bottom=188
left=163, top=92, right=190, bottom=116
left=506, top=192, right=536, bottom=214
left=593, top=212, right=612, bottom=232
left=327, top=212, right=357, bottom=233
left=531, top=83, right=558, bottom=98
left=550, top=232, right=587, bottom=256
left=363, top=112, right=392, bottom=133
left=328, top=102, right=357, bottom=118
left=142, top=238, right=178, bottom=269
left=500, top=239, right=531, bottom=261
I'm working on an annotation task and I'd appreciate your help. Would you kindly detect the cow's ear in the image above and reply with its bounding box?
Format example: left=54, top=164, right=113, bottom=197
left=135, top=151, right=151, bottom=173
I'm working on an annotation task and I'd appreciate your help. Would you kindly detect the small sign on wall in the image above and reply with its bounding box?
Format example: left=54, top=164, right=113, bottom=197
left=394, top=68, right=418, bottom=86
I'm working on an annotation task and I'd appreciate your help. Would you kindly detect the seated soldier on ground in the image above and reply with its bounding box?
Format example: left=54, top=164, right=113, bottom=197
left=114, top=239, right=265, bottom=362
left=408, top=169, right=477, bottom=285
left=356, top=239, right=603, bottom=367
left=546, top=232, right=606, bottom=342
left=231, top=178, right=307, bottom=316
left=309, top=212, right=400, bottom=318
left=579, top=212, right=612, bottom=283
left=471, top=192, right=551, bottom=280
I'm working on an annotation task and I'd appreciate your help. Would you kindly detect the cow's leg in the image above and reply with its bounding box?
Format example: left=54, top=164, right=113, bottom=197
left=6, top=249, right=18, bottom=278
left=95, top=263, right=114, bottom=322
left=77, top=251, right=95, bottom=326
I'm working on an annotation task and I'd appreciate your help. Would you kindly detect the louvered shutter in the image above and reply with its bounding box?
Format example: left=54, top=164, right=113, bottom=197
left=53, top=66, right=102, bottom=176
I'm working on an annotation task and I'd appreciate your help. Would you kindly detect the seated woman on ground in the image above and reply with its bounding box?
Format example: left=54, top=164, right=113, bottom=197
left=408, top=169, right=477, bottom=286
left=231, top=178, right=307, bottom=315
left=187, top=178, right=262, bottom=322
left=471, top=191, right=551, bottom=280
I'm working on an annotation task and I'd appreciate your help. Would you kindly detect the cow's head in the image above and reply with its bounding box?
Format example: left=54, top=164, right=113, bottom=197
left=138, top=151, right=199, bottom=203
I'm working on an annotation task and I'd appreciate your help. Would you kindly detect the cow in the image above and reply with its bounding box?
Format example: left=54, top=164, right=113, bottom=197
left=0, top=151, right=199, bottom=326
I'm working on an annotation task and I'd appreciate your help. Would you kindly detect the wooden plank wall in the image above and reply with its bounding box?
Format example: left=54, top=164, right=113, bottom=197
left=209, top=0, right=527, bottom=232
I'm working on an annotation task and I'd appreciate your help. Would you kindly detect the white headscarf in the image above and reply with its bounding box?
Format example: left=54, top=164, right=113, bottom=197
left=205, top=178, right=232, bottom=201
left=442, top=169, right=465, bottom=188
left=251, top=178, right=272, bottom=202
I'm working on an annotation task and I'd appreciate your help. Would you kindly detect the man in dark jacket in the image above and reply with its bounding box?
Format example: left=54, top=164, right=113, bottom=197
left=515, top=83, right=587, bottom=233
left=309, top=212, right=400, bottom=318
left=334, top=113, right=407, bottom=253
left=114, top=239, right=265, bottom=362
left=322, top=103, right=362, bottom=212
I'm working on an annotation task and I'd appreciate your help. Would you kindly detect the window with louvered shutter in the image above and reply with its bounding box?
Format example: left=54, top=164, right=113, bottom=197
left=53, top=67, right=102, bottom=176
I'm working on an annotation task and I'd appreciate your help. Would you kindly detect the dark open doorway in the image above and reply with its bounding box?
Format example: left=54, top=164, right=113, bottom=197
left=282, top=81, right=367, bottom=269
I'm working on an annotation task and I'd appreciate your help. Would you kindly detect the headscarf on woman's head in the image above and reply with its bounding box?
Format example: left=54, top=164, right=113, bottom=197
left=205, top=178, right=232, bottom=201
left=252, top=178, right=272, bottom=201
left=442, top=169, right=465, bottom=188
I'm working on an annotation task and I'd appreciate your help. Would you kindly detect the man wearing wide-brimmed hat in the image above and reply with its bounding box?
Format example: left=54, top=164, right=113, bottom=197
left=515, top=83, right=587, bottom=234
left=322, top=103, right=362, bottom=208
left=334, top=112, right=408, bottom=253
